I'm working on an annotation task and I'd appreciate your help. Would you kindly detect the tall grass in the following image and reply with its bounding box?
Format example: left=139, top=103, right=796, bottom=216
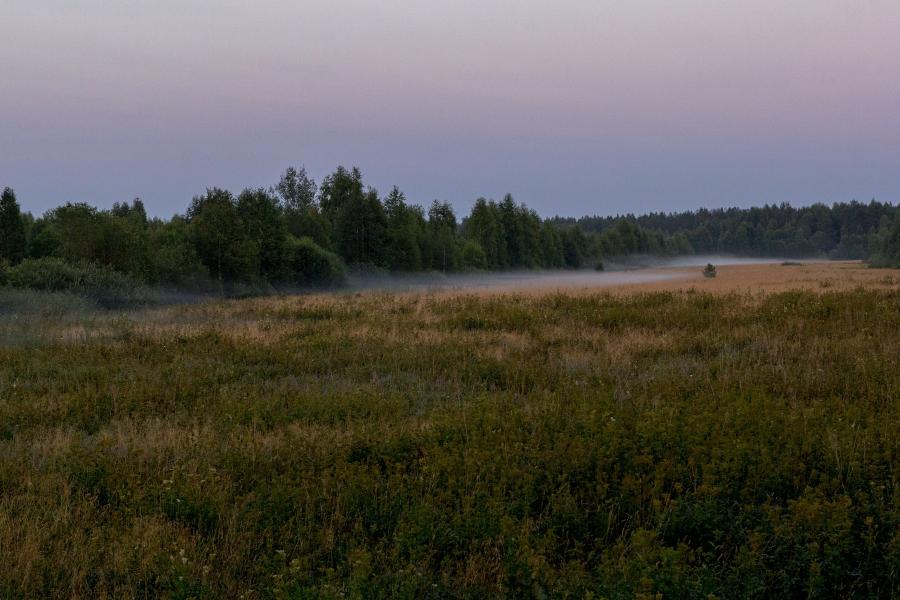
left=0, top=288, right=898, bottom=598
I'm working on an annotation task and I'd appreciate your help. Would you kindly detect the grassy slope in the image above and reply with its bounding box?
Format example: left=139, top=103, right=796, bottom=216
left=1, top=289, right=899, bottom=598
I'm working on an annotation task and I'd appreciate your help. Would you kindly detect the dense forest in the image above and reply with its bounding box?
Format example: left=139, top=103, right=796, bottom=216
left=551, top=201, right=900, bottom=264
left=1, top=166, right=899, bottom=297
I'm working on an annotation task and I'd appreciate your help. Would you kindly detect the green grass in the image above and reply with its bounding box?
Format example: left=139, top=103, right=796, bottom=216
left=1, top=288, right=899, bottom=598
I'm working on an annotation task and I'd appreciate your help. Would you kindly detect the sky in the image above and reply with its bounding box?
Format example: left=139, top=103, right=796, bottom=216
left=1, top=0, right=899, bottom=218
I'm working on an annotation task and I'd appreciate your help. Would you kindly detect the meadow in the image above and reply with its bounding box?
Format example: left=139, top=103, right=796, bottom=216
left=1, top=265, right=899, bottom=598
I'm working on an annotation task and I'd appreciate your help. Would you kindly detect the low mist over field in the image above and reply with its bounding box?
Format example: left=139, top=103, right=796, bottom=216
left=345, top=256, right=788, bottom=294
left=347, top=268, right=680, bottom=294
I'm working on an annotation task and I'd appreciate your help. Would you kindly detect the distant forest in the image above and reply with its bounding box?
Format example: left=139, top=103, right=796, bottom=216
left=1, top=165, right=899, bottom=294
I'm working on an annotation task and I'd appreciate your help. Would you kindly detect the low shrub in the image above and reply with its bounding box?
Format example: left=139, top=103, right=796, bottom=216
left=460, top=240, right=488, bottom=270
left=2, top=257, right=147, bottom=308
left=868, top=254, right=900, bottom=269
left=285, top=236, right=347, bottom=288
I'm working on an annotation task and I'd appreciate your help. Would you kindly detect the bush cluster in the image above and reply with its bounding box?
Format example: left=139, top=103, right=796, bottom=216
left=1, top=257, right=143, bottom=308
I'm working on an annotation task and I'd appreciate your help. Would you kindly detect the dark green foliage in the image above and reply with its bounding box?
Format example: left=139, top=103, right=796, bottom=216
left=553, top=199, right=897, bottom=260
left=460, top=239, right=488, bottom=270
left=869, top=213, right=900, bottom=267
left=1, top=257, right=142, bottom=307
left=318, top=165, right=364, bottom=223
left=0, top=187, right=27, bottom=264
left=317, top=166, right=391, bottom=266
left=111, top=197, right=148, bottom=226
left=42, top=201, right=153, bottom=280
left=286, top=236, right=347, bottom=287
left=187, top=188, right=258, bottom=283
left=2, top=172, right=897, bottom=299
left=276, top=166, right=317, bottom=212
left=540, top=221, right=565, bottom=268
left=147, top=217, right=210, bottom=288
left=286, top=205, right=331, bottom=249
left=593, top=218, right=669, bottom=257
left=495, top=193, right=548, bottom=268
left=562, top=225, right=589, bottom=267
left=237, top=188, right=289, bottom=281
left=334, top=185, right=387, bottom=267
left=464, top=197, right=506, bottom=268
left=383, top=186, right=425, bottom=271
left=277, top=166, right=332, bottom=248
left=461, top=196, right=573, bottom=269
left=427, top=200, right=459, bottom=272
left=25, top=217, right=60, bottom=258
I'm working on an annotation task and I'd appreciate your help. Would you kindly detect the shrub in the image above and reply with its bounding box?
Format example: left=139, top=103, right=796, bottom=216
left=460, top=240, right=488, bottom=270
left=2, top=257, right=145, bottom=308
left=869, top=214, right=900, bottom=268
left=868, top=254, right=900, bottom=269
left=286, top=236, right=347, bottom=288
left=148, top=218, right=211, bottom=290
left=703, top=263, right=717, bottom=278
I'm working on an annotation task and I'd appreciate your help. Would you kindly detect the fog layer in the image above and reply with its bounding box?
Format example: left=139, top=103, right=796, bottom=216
left=346, top=256, right=800, bottom=294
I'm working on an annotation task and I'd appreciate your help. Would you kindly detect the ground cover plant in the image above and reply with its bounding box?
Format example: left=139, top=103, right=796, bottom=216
left=1, top=285, right=899, bottom=598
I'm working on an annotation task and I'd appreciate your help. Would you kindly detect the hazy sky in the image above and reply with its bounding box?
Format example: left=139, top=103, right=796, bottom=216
left=2, top=1, right=899, bottom=218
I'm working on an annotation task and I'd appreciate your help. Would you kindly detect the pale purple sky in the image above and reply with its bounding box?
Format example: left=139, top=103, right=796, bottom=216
left=2, top=0, right=899, bottom=218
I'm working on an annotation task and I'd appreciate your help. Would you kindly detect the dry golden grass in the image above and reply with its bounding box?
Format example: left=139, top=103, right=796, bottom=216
left=600, top=260, right=900, bottom=295
left=300, top=261, right=900, bottom=302
left=85, top=261, right=897, bottom=354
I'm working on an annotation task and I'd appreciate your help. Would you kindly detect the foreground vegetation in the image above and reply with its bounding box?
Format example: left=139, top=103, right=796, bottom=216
left=1, top=284, right=898, bottom=598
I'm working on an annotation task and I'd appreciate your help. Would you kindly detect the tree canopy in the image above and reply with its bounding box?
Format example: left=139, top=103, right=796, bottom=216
left=0, top=187, right=27, bottom=265
left=1, top=167, right=897, bottom=295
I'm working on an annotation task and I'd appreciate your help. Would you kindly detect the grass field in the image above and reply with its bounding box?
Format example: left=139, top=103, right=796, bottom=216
left=416, top=261, right=900, bottom=298
left=1, top=262, right=899, bottom=598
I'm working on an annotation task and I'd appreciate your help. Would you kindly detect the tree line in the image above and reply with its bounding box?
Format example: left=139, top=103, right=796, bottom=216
left=1, top=167, right=899, bottom=294
left=551, top=200, right=900, bottom=265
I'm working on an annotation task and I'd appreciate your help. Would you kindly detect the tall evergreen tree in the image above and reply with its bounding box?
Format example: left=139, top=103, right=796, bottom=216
left=498, top=194, right=524, bottom=267
left=0, top=187, right=27, bottom=264
left=872, top=213, right=900, bottom=267
left=383, top=186, right=424, bottom=271
left=428, top=200, right=459, bottom=272
left=464, top=198, right=505, bottom=269
left=539, top=221, right=564, bottom=268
